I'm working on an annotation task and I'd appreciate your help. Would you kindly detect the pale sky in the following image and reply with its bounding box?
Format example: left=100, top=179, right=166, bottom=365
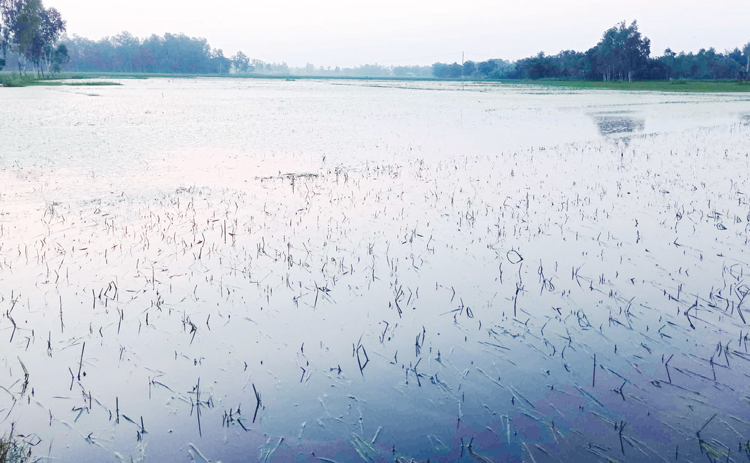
left=45, top=0, right=750, bottom=68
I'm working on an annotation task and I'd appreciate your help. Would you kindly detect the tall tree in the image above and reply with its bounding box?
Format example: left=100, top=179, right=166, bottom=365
left=0, top=0, right=64, bottom=74
left=13, top=0, right=41, bottom=72
left=587, top=20, right=650, bottom=81
left=211, top=48, right=229, bottom=73
left=112, top=31, right=139, bottom=72
left=463, top=60, right=476, bottom=77
left=26, top=5, right=65, bottom=75
left=0, top=0, right=20, bottom=64
left=231, top=50, right=249, bottom=73
left=49, top=42, right=66, bottom=72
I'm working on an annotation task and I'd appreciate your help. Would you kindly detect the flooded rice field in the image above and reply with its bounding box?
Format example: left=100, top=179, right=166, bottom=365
left=2, top=78, right=750, bottom=462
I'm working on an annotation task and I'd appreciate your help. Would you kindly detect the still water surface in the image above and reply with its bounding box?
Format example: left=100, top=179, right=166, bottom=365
left=1, top=79, right=750, bottom=462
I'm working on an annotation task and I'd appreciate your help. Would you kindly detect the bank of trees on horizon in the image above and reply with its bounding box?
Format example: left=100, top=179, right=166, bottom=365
left=2, top=13, right=749, bottom=81
left=51, top=32, right=434, bottom=78
left=52, top=20, right=749, bottom=81
left=434, top=21, right=750, bottom=81
left=0, top=0, right=69, bottom=75
left=59, top=32, right=233, bottom=74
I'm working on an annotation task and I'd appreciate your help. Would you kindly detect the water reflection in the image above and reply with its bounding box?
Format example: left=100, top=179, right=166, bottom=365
left=591, top=111, right=646, bottom=136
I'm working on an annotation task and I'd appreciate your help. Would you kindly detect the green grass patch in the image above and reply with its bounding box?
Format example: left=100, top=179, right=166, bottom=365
left=0, top=433, right=31, bottom=463
left=5, top=71, right=750, bottom=92
left=1, top=75, right=49, bottom=87
left=523, top=79, right=750, bottom=93
left=1, top=74, right=122, bottom=87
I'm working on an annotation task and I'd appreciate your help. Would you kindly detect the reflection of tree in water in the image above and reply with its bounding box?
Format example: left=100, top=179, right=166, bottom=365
left=594, top=115, right=646, bottom=136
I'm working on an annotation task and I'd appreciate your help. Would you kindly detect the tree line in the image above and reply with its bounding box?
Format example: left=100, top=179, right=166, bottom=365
left=433, top=21, right=750, bottom=81
left=40, top=31, right=435, bottom=77
left=61, top=32, right=233, bottom=74
left=3, top=12, right=748, bottom=81
left=0, top=0, right=68, bottom=75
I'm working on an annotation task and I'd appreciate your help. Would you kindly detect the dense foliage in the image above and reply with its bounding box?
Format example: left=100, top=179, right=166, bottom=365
left=62, top=32, right=232, bottom=74
left=659, top=47, right=750, bottom=79
left=433, top=21, right=750, bottom=81
left=0, top=0, right=67, bottom=75
left=53, top=33, right=436, bottom=77
left=2, top=12, right=748, bottom=81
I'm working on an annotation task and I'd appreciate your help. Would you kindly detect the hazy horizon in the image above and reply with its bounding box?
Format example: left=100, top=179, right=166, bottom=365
left=45, top=0, right=750, bottom=68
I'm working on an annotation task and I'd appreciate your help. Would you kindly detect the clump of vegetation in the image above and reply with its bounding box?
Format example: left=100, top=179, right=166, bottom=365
left=526, top=78, right=750, bottom=92
left=0, top=433, right=31, bottom=463
left=1, top=74, right=121, bottom=86
left=0, top=0, right=68, bottom=77
left=433, top=21, right=750, bottom=82
left=2, top=75, right=40, bottom=87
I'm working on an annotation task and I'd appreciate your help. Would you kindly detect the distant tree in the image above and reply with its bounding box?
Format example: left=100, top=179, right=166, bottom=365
left=0, top=0, right=21, bottom=65
left=726, top=47, right=743, bottom=66
left=62, top=31, right=222, bottom=74
left=447, top=62, right=462, bottom=78
left=744, top=41, right=750, bottom=73
left=211, top=48, right=230, bottom=73
left=392, top=65, right=409, bottom=76
left=658, top=48, right=676, bottom=79
left=49, top=41, right=66, bottom=72
left=477, top=59, right=513, bottom=78
left=392, top=65, right=431, bottom=77
left=0, top=0, right=6, bottom=67
left=507, top=50, right=585, bottom=79
left=477, top=59, right=497, bottom=76
left=431, top=62, right=448, bottom=78
left=0, top=0, right=65, bottom=75
left=639, top=58, right=670, bottom=79
left=463, top=60, right=476, bottom=76
left=13, top=0, right=43, bottom=73
left=0, top=28, right=8, bottom=66
left=356, top=63, right=390, bottom=77
left=586, top=20, right=651, bottom=81
left=702, top=48, right=740, bottom=79
left=231, top=50, right=249, bottom=73
left=111, top=31, right=139, bottom=72
left=249, top=58, right=265, bottom=72
left=26, top=5, right=65, bottom=75
left=557, top=50, right=587, bottom=77
left=0, top=8, right=9, bottom=65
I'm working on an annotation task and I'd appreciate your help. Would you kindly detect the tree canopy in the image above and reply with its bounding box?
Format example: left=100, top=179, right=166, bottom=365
left=0, top=0, right=66, bottom=75
left=62, top=32, right=238, bottom=74
left=2, top=13, right=748, bottom=82
left=430, top=21, right=749, bottom=82
left=586, top=20, right=650, bottom=81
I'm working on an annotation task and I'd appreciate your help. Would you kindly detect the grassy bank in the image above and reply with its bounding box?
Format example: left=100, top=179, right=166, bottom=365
left=524, top=79, right=750, bottom=93
left=0, top=74, right=122, bottom=87
left=4, top=72, right=750, bottom=93
left=57, top=73, right=750, bottom=93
